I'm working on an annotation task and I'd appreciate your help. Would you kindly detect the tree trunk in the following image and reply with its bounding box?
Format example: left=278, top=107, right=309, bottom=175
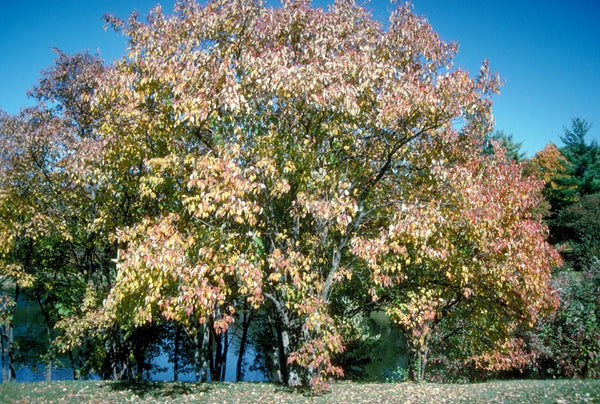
left=416, top=351, right=423, bottom=382
left=236, top=309, right=253, bottom=382
left=69, top=351, right=77, bottom=380
left=37, top=298, right=53, bottom=382
left=211, top=329, right=220, bottom=381
left=46, top=323, right=53, bottom=381
left=81, top=337, right=91, bottom=380
left=6, top=285, right=19, bottom=382
left=221, top=329, right=228, bottom=381
left=193, top=329, right=201, bottom=382
left=7, top=322, right=15, bottom=381
left=135, top=345, right=144, bottom=381
left=200, top=323, right=211, bottom=382
left=264, top=294, right=296, bottom=386
left=107, top=328, right=127, bottom=381
left=275, top=320, right=290, bottom=386
left=411, top=340, right=429, bottom=383
left=207, top=326, right=229, bottom=382
left=420, top=344, right=429, bottom=382
left=173, top=325, right=180, bottom=382
left=1, top=330, right=6, bottom=382
left=46, top=327, right=53, bottom=381
left=190, top=325, right=209, bottom=382
left=111, top=340, right=120, bottom=380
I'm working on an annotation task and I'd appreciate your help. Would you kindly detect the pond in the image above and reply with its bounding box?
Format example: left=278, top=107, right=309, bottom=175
left=3, top=300, right=407, bottom=383
left=3, top=300, right=266, bottom=383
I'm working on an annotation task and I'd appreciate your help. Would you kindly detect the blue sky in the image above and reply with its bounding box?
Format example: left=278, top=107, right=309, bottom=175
left=1, top=0, right=599, bottom=155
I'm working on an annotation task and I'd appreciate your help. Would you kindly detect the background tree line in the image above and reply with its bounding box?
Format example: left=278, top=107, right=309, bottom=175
left=477, top=122, right=600, bottom=380
left=0, top=0, right=596, bottom=390
left=523, top=118, right=600, bottom=379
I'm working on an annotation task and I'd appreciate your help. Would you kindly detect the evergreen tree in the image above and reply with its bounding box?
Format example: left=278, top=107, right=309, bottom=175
left=543, top=119, right=599, bottom=228
left=559, top=118, right=600, bottom=198
left=484, top=129, right=527, bottom=163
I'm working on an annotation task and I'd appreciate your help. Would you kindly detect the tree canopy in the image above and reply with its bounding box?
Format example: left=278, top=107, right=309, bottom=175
left=0, top=0, right=562, bottom=389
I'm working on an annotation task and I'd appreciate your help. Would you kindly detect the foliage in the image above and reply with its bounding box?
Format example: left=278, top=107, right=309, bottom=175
left=559, top=118, right=600, bottom=197
left=546, top=119, right=600, bottom=261
left=356, top=144, right=560, bottom=380
left=91, top=0, right=509, bottom=389
left=484, top=130, right=526, bottom=163
left=0, top=101, right=82, bottom=379
left=523, top=142, right=568, bottom=218
left=554, top=194, right=600, bottom=267
left=545, top=118, right=600, bottom=215
left=0, top=0, right=564, bottom=389
left=385, top=365, right=409, bottom=383
left=519, top=119, right=600, bottom=380
left=530, top=260, right=600, bottom=379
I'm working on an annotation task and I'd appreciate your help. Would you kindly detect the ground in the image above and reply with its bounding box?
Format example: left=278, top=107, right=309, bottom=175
left=0, top=379, right=598, bottom=403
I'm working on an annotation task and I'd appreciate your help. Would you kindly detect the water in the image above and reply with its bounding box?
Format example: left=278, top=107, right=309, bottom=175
left=4, top=301, right=405, bottom=383
left=5, top=350, right=265, bottom=383
left=150, top=344, right=266, bottom=382
left=13, top=364, right=78, bottom=382
left=3, top=298, right=266, bottom=382
left=2, top=298, right=80, bottom=382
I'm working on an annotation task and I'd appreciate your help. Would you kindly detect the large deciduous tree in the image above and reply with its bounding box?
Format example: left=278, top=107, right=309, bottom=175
left=0, top=106, right=73, bottom=380
left=0, top=50, right=114, bottom=380
left=54, top=0, right=561, bottom=389
left=353, top=144, right=560, bottom=380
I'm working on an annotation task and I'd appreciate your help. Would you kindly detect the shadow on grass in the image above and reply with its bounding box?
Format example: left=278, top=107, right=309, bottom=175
left=105, top=380, right=210, bottom=399
left=272, top=383, right=333, bottom=398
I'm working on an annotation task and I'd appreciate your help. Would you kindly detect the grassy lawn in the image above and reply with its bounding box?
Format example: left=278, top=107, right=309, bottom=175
left=0, top=379, right=598, bottom=403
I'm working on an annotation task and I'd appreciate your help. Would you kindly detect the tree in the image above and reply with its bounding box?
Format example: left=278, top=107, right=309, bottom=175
left=352, top=145, right=559, bottom=381
left=27, top=48, right=105, bottom=138
left=521, top=121, right=600, bottom=381
left=485, top=130, right=526, bottom=163
left=38, top=0, right=557, bottom=390
left=537, top=119, right=600, bottom=262
left=24, top=50, right=117, bottom=381
left=554, top=194, right=600, bottom=268
left=523, top=142, right=569, bottom=218
left=557, top=118, right=600, bottom=202
left=0, top=106, right=73, bottom=380
left=0, top=49, right=150, bottom=381
left=531, top=260, right=600, bottom=379
left=525, top=143, right=568, bottom=187
left=42, top=46, right=178, bottom=379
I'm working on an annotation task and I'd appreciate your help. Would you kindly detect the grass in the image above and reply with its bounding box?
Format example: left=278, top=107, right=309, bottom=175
left=0, top=379, right=598, bottom=403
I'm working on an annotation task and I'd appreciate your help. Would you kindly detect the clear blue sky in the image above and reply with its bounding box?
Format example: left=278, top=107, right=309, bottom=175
left=1, top=0, right=599, bottom=155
